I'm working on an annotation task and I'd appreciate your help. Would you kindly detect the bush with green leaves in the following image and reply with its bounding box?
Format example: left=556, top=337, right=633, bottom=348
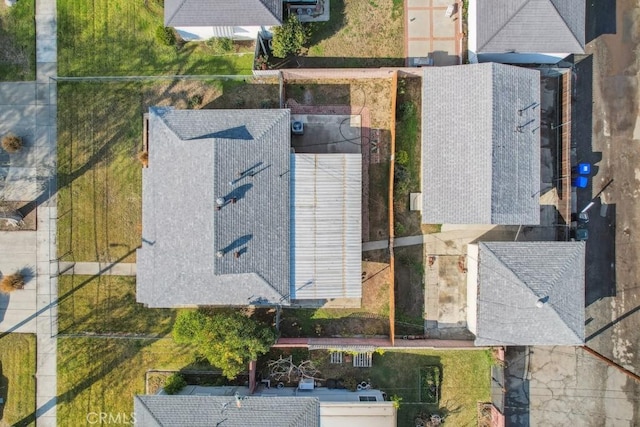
left=271, top=16, right=309, bottom=58
left=163, top=373, right=187, bottom=395
left=155, top=26, right=176, bottom=46
left=173, top=310, right=276, bottom=379
left=396, top=150, right=409, bottom=166
left=205, top=37, right=234, bottom=54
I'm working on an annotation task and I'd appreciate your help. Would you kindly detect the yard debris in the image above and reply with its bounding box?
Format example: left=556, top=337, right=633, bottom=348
left=267, top=356, right=322, bottom=382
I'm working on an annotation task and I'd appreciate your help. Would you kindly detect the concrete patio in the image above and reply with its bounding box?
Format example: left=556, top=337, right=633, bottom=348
left=405, top=0, right=461, bottom=66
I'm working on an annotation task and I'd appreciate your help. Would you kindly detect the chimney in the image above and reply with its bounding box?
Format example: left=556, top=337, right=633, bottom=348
left=234, top=251, right=240, bottom=259
left=232, top=197, right=237, bottom=204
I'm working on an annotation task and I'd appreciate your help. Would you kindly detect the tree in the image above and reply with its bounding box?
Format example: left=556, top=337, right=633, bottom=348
left=271, top=16, right=309, bottom=58
left=173, top=311, right=276, bottom=379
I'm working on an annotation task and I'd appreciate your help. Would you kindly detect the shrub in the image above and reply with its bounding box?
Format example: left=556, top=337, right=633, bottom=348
left=391, top=394, right=402, bottom=409
left=0, top=272, right=25, bottom=293
left=155, top=26, right=176, bottom=46
left=343, top=377, right=358, bottom=391
left=187, top=94, right=203, bottom=109
left=271, top=16, right=309, bottom=58
left=137, top=151, right=149, bottom=166
left=163, top=373, right=187, bottom=395
left=396, top=150, right=409, bottom=166
left=2, top=133, right=23, bottom=153
left=205, top=37, right=234, bottom=54
left=398, top=101, right=416, bottom=122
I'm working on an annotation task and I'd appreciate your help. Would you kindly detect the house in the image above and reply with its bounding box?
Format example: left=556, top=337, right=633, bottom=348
left=135, top=385, right=396, bottom=427
left=468, top=0, right=585, bottom=64
left=134, top=395, right=320, bottom=427
left=466, top=241, right=586, bottom=346
left=420, top=63, right=541, bottom=225
left=164, top=0, right=283, bottom=41
left=136, top=108, right=362, bottom=308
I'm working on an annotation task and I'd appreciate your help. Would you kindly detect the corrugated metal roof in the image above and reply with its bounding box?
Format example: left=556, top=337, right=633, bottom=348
left=291, top=154, right=362, bottom=300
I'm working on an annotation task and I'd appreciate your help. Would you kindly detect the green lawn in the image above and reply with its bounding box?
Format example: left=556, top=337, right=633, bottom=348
left=57, top=0, right=253, bottom=76
left=0, top=0, right=35, bottom=81
left=0, top=334, right=36, bottom=427
left=57, top=81, right=143, bottom=263
left=301, top=0, right=404, bottom=67
left=58, top=275, right=177, bottom=335
left=57, top=337, right=210, bottom=425
left=311, top=349, right=492, bottom=426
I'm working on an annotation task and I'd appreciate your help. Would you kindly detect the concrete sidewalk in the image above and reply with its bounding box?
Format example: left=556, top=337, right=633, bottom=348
left=34, top=0, right=58, bottom=424
left=58, top=262, right=137, bottom=276
left=362, top=234, right=425, bottom=251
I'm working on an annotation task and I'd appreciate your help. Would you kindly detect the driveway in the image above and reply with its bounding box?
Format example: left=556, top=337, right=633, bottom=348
left=503, top=346, right=639, bottom=426
left=577, top=0, right=640, bottom=390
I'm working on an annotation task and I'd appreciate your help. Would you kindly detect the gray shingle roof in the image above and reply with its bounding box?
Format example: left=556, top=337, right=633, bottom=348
left=164, top=0, right=282, bottom=27
left=134, top=395, right=320, bottom=427
left=421, top=63, right=541, bottom=225
left=137, top=108, right=291, bottom=307
left=474, top=241, right=586, bottom=346
left=474, top=0, right=585, bottom=54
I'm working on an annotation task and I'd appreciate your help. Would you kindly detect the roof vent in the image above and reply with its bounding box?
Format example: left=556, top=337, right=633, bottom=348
left=216, top=197, right=226, bottom=206
left=536, top=296, right=549, bottom=308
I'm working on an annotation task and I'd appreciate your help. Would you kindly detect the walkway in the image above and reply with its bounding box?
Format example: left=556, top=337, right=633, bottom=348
left=34, top=0, right=58, bottom=423
left=405, top=0, right=462, bottom=66
left=362, top=234, right=425, bottom=251
left=58, top=262, right=137, bottom=276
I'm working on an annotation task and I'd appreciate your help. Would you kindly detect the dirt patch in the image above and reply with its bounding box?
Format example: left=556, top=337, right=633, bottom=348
left=285, top=79, right=393, bottom=129
left=204, top=78, right=281, bottom=109
left=0, top=200, right=36, bottom=230
left=142, top=80, right=223, bottom=110
left=361, top=261, right=391, bottom=314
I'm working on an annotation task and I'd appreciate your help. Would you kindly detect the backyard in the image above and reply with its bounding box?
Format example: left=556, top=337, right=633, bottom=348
left=260, top=348, right=492, bottom=426
left=298, top=0, right=404, bottom=68
left=0, top=0, right=35, bottom=81
left=284, top=77, right=393, bottom=241
left=57, top=0, right=253, bottom=76
left=0, top=333, right=36, bottom=427
left=57, top=77, right=278, bottom=263
left=57, top=337, right=213, bottom=425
